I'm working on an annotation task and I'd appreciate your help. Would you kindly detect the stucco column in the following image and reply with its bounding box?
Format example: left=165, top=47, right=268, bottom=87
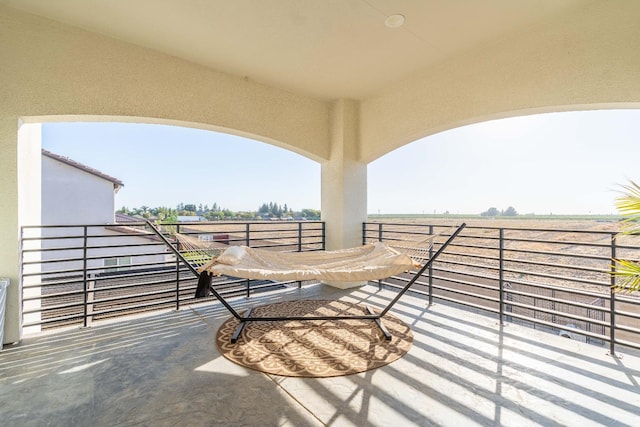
left=321, top=99, right=367, bottom=251
left=0, top=119, right=41, bottom=345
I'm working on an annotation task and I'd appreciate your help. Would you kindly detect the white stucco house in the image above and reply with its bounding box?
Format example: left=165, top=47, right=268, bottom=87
left=41, top=149, right=124, bottom=225
left=38, top=148, right=173, bottom=270
left=20, top=151, right=172, bottom=333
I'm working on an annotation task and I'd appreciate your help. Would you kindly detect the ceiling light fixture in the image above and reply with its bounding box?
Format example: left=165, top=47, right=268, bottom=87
left=384, top=14, right=405, bottom=29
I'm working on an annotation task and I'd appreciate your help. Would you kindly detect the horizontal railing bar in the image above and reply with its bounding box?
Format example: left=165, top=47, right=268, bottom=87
left=22, top=269, right=178, bottom=286
left=503, top=237, right=613, bottom=248
left=90, top=270, right=184, bottom=285
left=432, top=294, right=501, bottom=315
left=612, top=338, right=640, bottom=351
left=87, top=278, right=190, bottom=294
left=502, top=257, right=611, bottom=275
left=84, top=299, right=177, bottom=318
left=22, top=313, right=85, bottom=328
left=505, top=311, right=610, bottom=341
left=505, top=300, right=610, bottom=327
left=22, top=288, right=84, bottom=301
left=501, top=278, right=610, bottom=300
left=505, top=289, right=609, bottom=313
left=614, top=308, right=640, bottom=320
left=80, top=288, right=179, bottom=306
left=23, top=265, right=148, bottom=278
left=377, top=275, right=429, bottom=289
left=22, top=242, right=167, bottom=253
left=23, top=300, right=86, bottom=315
left=24, top=232, right=160, bottom=240
left=432, top=274, right=499, bottom=293
left=23, top=280, right=82, bottom=290
left=24, top=220, right=324, bottom=229
left=614, top=293, right=640, bottom=304
left=431, top=268, right=500, bottom=286
left=447, top=243, right=612, bottom=263
left=430, top=284, right=500, bottom=304
left=22, top=252, right=172, bottom=266
left=434, top=258, right=500, bottom=273
left=614, top=323, right=640, bottom=336
left=501, top=266, right=610, bottom=287
left=503, top=247, right=612, bottom=262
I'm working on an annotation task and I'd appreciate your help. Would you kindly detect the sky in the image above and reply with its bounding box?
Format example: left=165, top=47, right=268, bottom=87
left=41, top=109, right=640, bottom=215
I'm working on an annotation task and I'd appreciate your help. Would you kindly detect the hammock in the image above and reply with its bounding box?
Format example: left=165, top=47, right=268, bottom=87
left=148, top=221, right=466, bottom=343
left=196, top=243, right=428, bottom=284
left=174, top=230, right=433, bottom=283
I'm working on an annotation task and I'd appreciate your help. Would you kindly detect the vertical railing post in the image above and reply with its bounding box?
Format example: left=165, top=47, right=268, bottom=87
left=297, top=222, right=303, bottom=288
left=173, top=224, right=180, bottom=310
left=246, top=223, right=251, bottom=297
left=378, top=223, right=383, bottom=290
left=499, top=228, right=505, bottom=324
left=321, top=222, right=326, bottom=251
left=428, top=225, right=434, bottom=306
left=82, top=225, right=88, bottom=327
left=610, top=233, right=617, bottom=356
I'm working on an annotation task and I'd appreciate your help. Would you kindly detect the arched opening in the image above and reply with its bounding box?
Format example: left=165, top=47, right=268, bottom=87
left=368, top=109, right=640, bottom=218
left=40, top=121, right=321, bottom=220
left=17, top=118, right=322, bottom=336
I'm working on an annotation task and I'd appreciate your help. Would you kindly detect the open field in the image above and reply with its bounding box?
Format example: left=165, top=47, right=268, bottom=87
left=367, top=214, right=623, bottom=232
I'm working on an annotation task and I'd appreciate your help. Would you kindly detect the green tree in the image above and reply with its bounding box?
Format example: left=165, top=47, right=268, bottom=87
left=481, top=207, right=499, bottom=217
left=301, top=208, right=321, bottom=220
left=503, top=206, right=518, bottom=216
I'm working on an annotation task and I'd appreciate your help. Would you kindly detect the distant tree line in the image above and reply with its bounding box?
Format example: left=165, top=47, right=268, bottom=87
left=480, top=206, right=518, bottom=217
left=117, top=202, right=321, bottom=222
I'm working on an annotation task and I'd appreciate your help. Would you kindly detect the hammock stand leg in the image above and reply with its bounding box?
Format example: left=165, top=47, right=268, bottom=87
left=367, top=305, right=392, bottom=340
left=195, top=271, right=212, bottom=298
left=231, top=307, right=253, bottom=343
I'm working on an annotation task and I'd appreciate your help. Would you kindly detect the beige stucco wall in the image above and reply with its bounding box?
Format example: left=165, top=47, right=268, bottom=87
left=0, top=7, right=330, bottom=160
left=322, top=100, right=367, bottom=251
left=359, top=1, right=640, bottom=163
left=0, top=119, right=22, bottom=344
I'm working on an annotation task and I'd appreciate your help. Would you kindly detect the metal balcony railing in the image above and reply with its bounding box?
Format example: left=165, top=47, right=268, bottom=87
left=20, top=220, right=325, bottom=332
left=363, top=221, right=640, bottom=356
left=20, top=219, right=640, bottom=356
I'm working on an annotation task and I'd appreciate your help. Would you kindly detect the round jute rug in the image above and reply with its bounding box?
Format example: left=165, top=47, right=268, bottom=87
left=216, top=299, right=413, bottom=377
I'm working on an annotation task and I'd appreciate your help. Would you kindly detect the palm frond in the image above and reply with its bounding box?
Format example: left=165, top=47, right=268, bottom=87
left=612, top=258, right=640, bottom=293
left=615, top=180, right=640, bottom=235
left=611, top=180, right=640, bottom=293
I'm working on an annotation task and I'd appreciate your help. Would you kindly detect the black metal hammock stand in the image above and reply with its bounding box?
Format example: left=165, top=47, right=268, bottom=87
left=147, top=221, right=466, bottom=343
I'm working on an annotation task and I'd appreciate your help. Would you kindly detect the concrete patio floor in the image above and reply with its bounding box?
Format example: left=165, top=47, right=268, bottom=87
left=1, top=283, right=639, bottom=427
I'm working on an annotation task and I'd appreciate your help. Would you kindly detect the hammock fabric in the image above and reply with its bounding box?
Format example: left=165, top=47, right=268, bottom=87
left=197, top=242, right=421, bottom=282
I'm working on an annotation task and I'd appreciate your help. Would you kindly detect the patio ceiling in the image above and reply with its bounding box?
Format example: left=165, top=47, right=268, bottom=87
left=2, top=0, right=586, bottom=101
